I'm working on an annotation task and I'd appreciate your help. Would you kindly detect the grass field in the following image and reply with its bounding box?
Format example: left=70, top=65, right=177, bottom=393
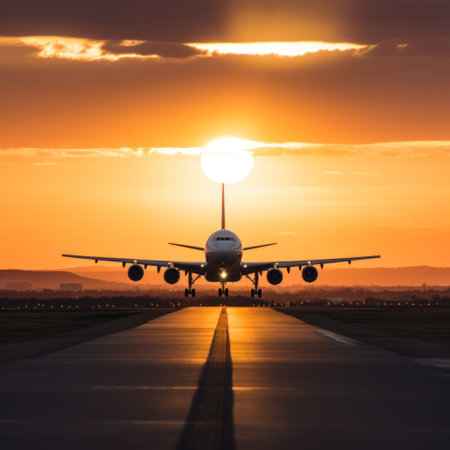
left=280, top=307, right=450, bottom=347
left=0, top=311, right=139, bottom=346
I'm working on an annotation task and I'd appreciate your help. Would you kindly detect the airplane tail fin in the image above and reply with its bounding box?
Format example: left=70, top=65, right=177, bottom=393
left=221, top=182, right=225, bottom=230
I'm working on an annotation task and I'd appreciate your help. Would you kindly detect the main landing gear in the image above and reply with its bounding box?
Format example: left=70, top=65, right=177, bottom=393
left=246, top=272, right=263, bottom=298
left=184, top=272, right=200, bottom=297
left=218, top=287, right=229, bottom=297
left=250, top=288, right=262, bottom=298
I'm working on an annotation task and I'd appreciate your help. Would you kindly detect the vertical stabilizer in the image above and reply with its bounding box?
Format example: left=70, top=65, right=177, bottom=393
left=221, top=183, right=225, bottom=229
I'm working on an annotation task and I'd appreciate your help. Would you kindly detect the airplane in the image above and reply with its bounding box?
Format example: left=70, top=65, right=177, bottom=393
left=63, top=183, right=380, bottom=298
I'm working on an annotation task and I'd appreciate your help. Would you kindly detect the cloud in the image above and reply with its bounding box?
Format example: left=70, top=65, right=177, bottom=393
left=362, top=37, right=450, bottom=58
left=186, top=41, right=369, bottom=57
left=104, top=41, right=206, bottom=59
left=248, top=140, right=450, bottom=158
left=2, top=34, right=450, bottom=63
left=0, top=147, right=146, bottom=159
left=0, top=36, right=160, bottom=62
left=325, top=170, right=346, bottom=175
left=1, top=140, right=449, bottom=161
left=0, top=0, right=448, bottom=44
left=0, top=36, right=369, bottom=62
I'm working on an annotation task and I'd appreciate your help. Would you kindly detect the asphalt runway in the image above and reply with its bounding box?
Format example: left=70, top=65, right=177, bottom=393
left=1, top=307, right=450, bottom=450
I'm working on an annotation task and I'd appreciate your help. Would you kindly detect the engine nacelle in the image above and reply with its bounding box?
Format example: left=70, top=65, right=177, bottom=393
left=164, top=267, right=180, bottom=284
left=267, top=268, right=283, bottom=285
left=128, top=264, right=144, bottom=282
left=302, top=266, right=318, bottom=283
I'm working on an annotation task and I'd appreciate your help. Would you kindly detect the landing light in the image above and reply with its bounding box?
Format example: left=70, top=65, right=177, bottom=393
left=220, top=270, right=228, bottom=279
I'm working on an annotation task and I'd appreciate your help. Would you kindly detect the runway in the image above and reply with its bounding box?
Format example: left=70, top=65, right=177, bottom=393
left=1, top=307, right=449, bottom=449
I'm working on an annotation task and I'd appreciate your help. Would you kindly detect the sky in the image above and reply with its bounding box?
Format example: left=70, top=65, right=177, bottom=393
left=0, top=0, right=449, bottom=270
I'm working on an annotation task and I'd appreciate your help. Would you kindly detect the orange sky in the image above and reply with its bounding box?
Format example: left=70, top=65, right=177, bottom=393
left=0, top=1, right=449, bottom=270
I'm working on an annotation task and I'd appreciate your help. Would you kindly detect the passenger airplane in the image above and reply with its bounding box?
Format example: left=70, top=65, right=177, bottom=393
left=63, top=184, right=380, bottom=298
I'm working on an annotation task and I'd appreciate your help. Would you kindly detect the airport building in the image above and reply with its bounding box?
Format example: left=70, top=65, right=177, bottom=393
left=5, top=281, right=33, bottom=291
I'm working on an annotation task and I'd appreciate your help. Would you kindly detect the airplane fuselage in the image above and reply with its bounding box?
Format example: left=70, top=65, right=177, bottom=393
left=205, top=229, right=242, bottom=282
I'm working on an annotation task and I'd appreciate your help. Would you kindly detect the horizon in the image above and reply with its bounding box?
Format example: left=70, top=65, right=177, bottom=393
left=2, top=265, right=450, bottom=289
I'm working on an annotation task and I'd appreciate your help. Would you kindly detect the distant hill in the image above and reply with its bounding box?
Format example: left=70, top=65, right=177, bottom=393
left=0, top=270, right=130, bottom=290
left=67, top=265, right=450, bottom=287
left=302, top=266, right=450, bottom=287
left=1, top=266, right=448, bottom=291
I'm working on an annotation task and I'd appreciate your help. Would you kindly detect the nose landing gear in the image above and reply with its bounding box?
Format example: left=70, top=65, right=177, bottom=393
left=218, top=287, right=229, bottom=297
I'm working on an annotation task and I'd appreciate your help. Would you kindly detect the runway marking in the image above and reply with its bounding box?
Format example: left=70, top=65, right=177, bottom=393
left=315, top=329, right=357, bottom=346
left=415, top=358, right=450, bottom=369
left=177, top=306, right=235, bottom=450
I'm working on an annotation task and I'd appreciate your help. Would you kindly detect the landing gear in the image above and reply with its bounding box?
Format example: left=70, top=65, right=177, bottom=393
left=250, top=288, right=262, bottom=298
left=185, top=272, right=200, bottom=297
left=247, top=272, right=262, bottom=298
left=218, top=286, right=229, bottom=297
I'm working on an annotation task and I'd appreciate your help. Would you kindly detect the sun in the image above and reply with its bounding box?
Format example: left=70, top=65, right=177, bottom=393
left=201, top=137, right=256, bottom=184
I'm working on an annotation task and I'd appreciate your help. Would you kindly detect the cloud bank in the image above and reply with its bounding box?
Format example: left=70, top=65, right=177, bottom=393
left=1, top=140, right=449, bottom=163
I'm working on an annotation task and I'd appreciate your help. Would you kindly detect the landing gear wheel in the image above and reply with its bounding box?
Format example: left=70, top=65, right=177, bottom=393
left=225, top=288, right=229, bottom=297
left=191, top=289, right=196, bottom=297
left=251, top=289, right=255, bottom=298
left=218, top=288, right=222, bottom=297
left=184, top=288, right=189, bottom=297
left=257, top=289, right=262, bottom=298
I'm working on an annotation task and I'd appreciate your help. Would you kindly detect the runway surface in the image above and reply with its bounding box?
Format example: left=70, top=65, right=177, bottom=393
left=1, top=307, right=450, bottom=449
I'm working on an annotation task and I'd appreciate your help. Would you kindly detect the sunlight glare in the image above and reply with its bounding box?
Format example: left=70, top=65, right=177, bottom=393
left=201, top=138, right=256, bottom=184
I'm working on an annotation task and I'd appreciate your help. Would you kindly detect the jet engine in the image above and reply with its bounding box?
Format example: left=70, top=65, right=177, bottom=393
left=267, top=268, right=283, bottom=285
left=164, top=267, right=180, bottom=284
left=128, top=264, right=144, bottom=282
left=302, top=266, right=318, bottom=283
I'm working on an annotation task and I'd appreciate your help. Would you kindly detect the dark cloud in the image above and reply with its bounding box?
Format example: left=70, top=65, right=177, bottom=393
left=0, top=1, right=449, bottom=43
left=364, top=38, right=450, bottom=58
left=103, top=41, right=206, bottom=59
left=0, top=0, right=226, bottom=42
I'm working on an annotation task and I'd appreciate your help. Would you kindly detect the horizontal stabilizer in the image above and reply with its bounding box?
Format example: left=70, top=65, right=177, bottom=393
left=243, top=243, right=277, bottom=251
left=168, top=243, right=204, bottom=251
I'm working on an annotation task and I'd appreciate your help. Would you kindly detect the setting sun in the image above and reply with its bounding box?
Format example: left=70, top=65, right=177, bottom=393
left=201, top=137, right=255, bottom=184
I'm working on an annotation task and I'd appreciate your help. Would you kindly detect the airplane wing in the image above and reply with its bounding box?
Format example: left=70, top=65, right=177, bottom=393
left=62, top=254, right=207, bottom=275
left=242, top=255, right=380, bottom=274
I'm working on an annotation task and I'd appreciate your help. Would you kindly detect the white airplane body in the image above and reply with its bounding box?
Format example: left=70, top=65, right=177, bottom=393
left=63, top=184, right=380, bottom=297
